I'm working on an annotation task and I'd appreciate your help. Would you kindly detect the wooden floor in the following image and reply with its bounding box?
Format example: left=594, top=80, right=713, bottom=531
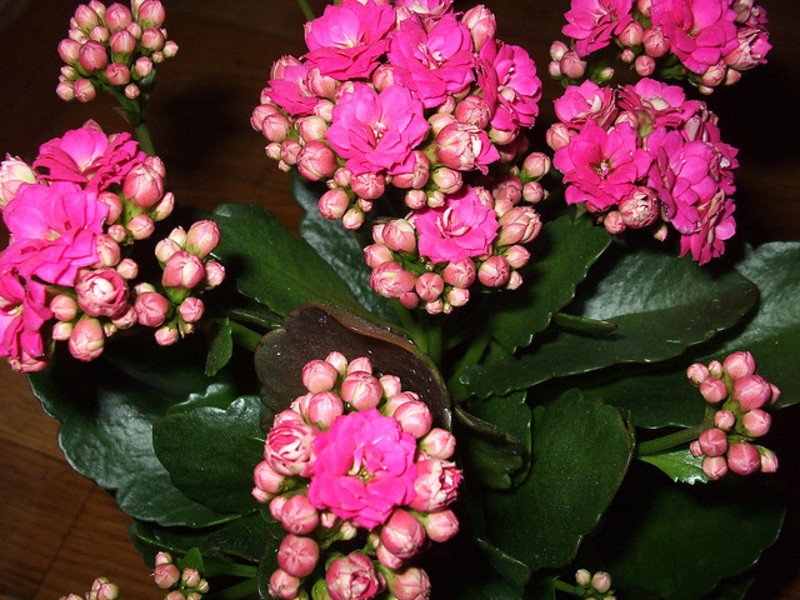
left=0, top=0, right=798, bottom=598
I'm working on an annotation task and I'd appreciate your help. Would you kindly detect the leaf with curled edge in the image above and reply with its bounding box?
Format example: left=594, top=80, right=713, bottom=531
left=254, top=302, right=451, bottom=430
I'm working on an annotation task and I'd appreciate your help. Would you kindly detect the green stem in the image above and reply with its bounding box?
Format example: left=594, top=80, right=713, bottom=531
left=425, top=316, right=443, bottom=368
left=230, top=320, right=264, bottom=353
left=134, top=119, right=157, bottom=156
left=296, top=0, right=315, bottom=20
left=553, top=579, right=584, bottom=596
left=213, top=576, right=258, bottom=600
left=636, top=404, right=716, bottom=457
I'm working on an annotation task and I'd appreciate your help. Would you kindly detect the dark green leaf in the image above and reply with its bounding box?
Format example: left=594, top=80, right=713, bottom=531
left=255, top=303, right=451, bottom=429
left=703, top=575, right=753, bottom=600
left=599, top=469, right=784, bottom=599
left=294, top=175, right=395, bottom=320
left=639, top=449, right=709, bottom=485
left=486, top=215, right=611, bottom=352
left=482, top=390, right=632, bottom=570
left=474, top=537, right=532, bottom=588
left=463, top=248, right=757, bottom=399
left=205, top=317, right=234, bottom=376
left=552, top=311, right=618, bottom=335
left=211, top=203, right=363, bottom=317
left=153, top=396, right=265, bottom=516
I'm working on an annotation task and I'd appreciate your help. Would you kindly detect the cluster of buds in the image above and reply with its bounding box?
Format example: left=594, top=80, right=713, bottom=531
left=573, top=569, right=616, bottom=600
left=253, top=353, right=461, bottom=600
left=552, top=0, right=770, bottom=94
left=548, top=77, right=738, bottom=265
left=251, top=0, right=551, bottom=311
left=152, top=552, right=210, bottom=600
left=57, top=0, right=178, bottom=103
left=0, top=123, right=222, bottom=371
left=687, top=351, right=780, bottom=479
left=134, top=220, right=225, bottom=346
left=59, top=577, right=121, bottom=600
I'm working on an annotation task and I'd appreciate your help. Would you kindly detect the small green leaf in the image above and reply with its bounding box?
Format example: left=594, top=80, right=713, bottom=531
left=211, top=203, right=364, bottom=317
left=639, top=448, right=710, bottom=485
left=205, top=317, right=234, bottom=377
left=176, top=548, right=205, bottom=572
left=482, top=390, right=632, bottom=570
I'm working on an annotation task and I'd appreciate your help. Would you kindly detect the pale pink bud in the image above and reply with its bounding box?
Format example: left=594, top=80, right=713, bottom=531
left=732, top=374, right=771, bottom=410
left=689, top=440, right=703, bottom=458
left=370, top=262, right=417, bottom=298
left=420, top=428, right=456, bottom=459
left=492, top=176, right=523, bottom=207
left=73, top=78, right=97, bottom=102
left=133, top=56, right=154, bottom=78
left=89, top=25, right=110, bottom=44
left=619, top=187, right=659, bottom=228
left=769, top=384, right=781, bottom=405
left=369, top=63, right=395, bottom=91
left=380, top=374, right=402, bottom=398
left=382, top=219, right=417, bottom=254
left=111, top=304, right=137, bottom=330
left=92, top=234, right=120, bottom=268
left=380, top=509, right=426, bottom=560
left=76, top=269, right=129, bottom=318
left=109, top=29, right=136, bottom=57
left=560, top=50, right=586, bottom=79
left=725, top=68, right=742, bottom=86
left=340, top=207, right=364, bottom=230
left=546, top=122, right=572, bottom=151
left=137, top=0, right=166, bottom=28
left=181, top=568, right=201, bottom=589
left=442, top=258, right=476, bottom=288
left=699, top=377, right=728, bottom=404
left=478, top=256, right=511, bottom=287
left=280, top=493, right=320, bottom=535
left=300, top=359, right=337, bottom=393
left=140, top=27, right=165, bottom=51
left=346, top=356, right=373, bottom=375
left=204, top=261, right=225, bottom=288
left=364, top=243, right=394, bottom=269
left=727, top=442, right=761, bottom=475
left=497, top=207, right=542, bottom=246
left=268, top=568, right=301, bottom=600
left=52, top=322, right=74, bottom=342
left=278, top=141, right=300, bottom=168
left=269, top=495, right=288, bottom=520
left=326, top=553, right=383, bottom=600
left=177, top=297, right=204, bottom=323
left=134, top=291, right=169, bottom=327
left=400, top=291, right=420, bottom=309
left=462, top=4, right=496, bottom=50
left=75, top=5, right=101, bottom=30
left=156, top=238, right=182, bottom=265
left=250, top=104, right=279, bottom=132
left=415, top=272, right=445, bottom=303
left=155, top=325, right=179, bottom=346
left=739, top=409, right=771, bottom=438
left=254, top=460, right=285, bottom=497
left=431, top=167, right=462, bottom=195
left=575, top=569, right=592, bottom=587
left=105, top=2, right=132, bottom=31
left=384, top=391, right=418, bottom=417
left=185, top=220, right=220, bottom=259
left=394, top=399, right=433, bottom=439
left=428, top=113, right=456, bottom=137
left=56, top=81, right=75, bottom=102
left=376, top=543, right=404, bottom=570
left=604, top=211, right=626, bottom=234
left=123, top=161, right=164, bottom=209
left=153, top=563, right=180, bottom=589
left=155, top=551, right=172, bottom=566
left=504, top=245, right=531, bottom=270
left=405, top=190, right=428, bottom=209
left=305, top=392, right=343, bottom=429
left=162, top=39, right=178, bottom=59
left=591, top=571, right=612, bottom=594
left=296, top=115, right=328, bottom=143
left=297, top=141, right=337, bottom=181
left=68, top=317, right=105, bottom=361
left=686, top=363, right=709, bottom=385
left=50, top=294, right=79, bottom=322
left=522, top=152, right=551, bottom=180
left=634, top=54, right=656, bottom=76
left=698, top=428, right=728, bottom=457
left=163, top=251, right=205, bottom=289
left=318, top=189, right=350, bottom=220
left=700, top=62, right=727, bottom=88
left=703, top=455, right=728, bottom=479
left=105, top=62, right=130, bottom=85
left=455, top=95, right=492, bottom=129
left=422, top=509, right=459, bottom=542
left=124, top=83, right=141, bottom=99
left=351, top=172, right=386, bottom=201
left=708, top=360, right=724, bottom=378
left=392, top=151, right=430, bottom=190
left=723, top=351, right=757, bottom=380
left=643, top=26, right=669, bottom=57
left=550, top=40, right=568, bottom=62
left=340, top=371, right=383, bottom=411
left=127, top=214, right=155, bottom=239
left=58, top=38, right=82, bottom=64
left=759, top=447, right=779, bottom=473
left=78, top=40, right=108, bottom=72
left=278, top=534, right=319, bottom=578
left=714, top=409, right=736, bottom=432
left=637, top=0, right=652, bottom=15
left=507, top=270, right=523, bottom=290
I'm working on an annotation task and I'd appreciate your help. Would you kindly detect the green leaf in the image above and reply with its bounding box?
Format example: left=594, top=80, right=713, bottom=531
left=481, top=390, right=632, bottom=570
left=463, top=248, right=757, bottom=399
left=639, top=448, right=709, bottom=485
left=485, top=214, right=611, bottom=353
left=598, top=468, right=784, bottom=599
left=293, top=174, right=395, bottom=321
left=153, top=396, right=265, bottom=516
left=255, top=303, right=451, bottom=429
left=27, top=338, right=257, bottom=527
left=211, top=203, right=363, bottom=317
left=703, top=575, right=753, bottom=600
left=205, top=317, right=234, bottom=376
left=581, top=242, right=800, bottom=427
left=474, top=537, right=532, bottom=588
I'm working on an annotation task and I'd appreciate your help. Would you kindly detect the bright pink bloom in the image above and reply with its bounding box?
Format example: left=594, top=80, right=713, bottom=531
left=388, top=13, right=476, bottom=108
left=554, top=121, right=651, bottom=212
left=263, top=57, right=318, bottom=117
left=617, top=78, right=701, bottom=129
left=33, top=124, right=143, bottom=192
left=325, top=552, right=384, bottom=600
left=414, top=185, right=500, bottom=264
left=308, top=408, right=418, bottom=529
left=409, top=458, right=461, bottom=512
left=327, top=83, right=429, bottom=177
left=479, top=42, right=542, bottom=133
left=0, top=262, right=51, bottom=372
left=562, top=0, right=635, bottom=57
left=553, top=81, right=618, bottom=133
left=304, top=0, right=395, bottom=80
left=265, top=418, right=318, bottom=478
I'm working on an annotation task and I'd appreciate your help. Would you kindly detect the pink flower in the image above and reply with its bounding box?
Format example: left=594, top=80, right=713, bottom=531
left=263, top=57, right=319, bottom=117
left=409, top=458, right=461, bottom=512
left=481, top=42, right=542, bottom=133
left=562, top=0, right=635, bottom=57
left=554, top=121, right=651, bottom=212
left=304, top=0, right=395, bottom=80
left=395, top=0, right=453, bottom=23
left=435, top=122, right=500, bottom=174
left=327, top=83, right=430, bottom=177
left=33, top=123, right=143, bottom=192
left=75, top=268, right=130, bottom=318
left=553, top=80, right=618, bottom=132
left=265, top=418, right=318, bottom=478
left=2, top=181, right=109, bottom=286
left=388, top=13, right=476, bottom=108
left=0, top=155, right=37, bottom=210
left=414, top=185, right=500, bottom=264
left=0, top=261, right=51, bottom=372
left=650, top=0, right=739, bottom=76
left=617, top=78, right=701, bottom=129
left=325, top=552, right=384, bottom=600
left=308, top=408, right=418, bottom=529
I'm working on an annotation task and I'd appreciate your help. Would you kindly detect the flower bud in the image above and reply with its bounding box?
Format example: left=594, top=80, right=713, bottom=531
left=351, top=172, right=386, bottom=201
left=702, top=455, right=728, bottom=480
left=280, top=493, right=320, bottom=535
left=634, top=54, right=656, bottom=77
left=124, top=83, right=141, bottom=99
left=759, top=447, right=779, bottom=473
left=591, top=571, right=612, bottom=594
left=382, top=219, right=417, bottom=254
left=478, top=255, right=511, bottom=287
left=162, top=251, right=205, bottom=289
left=342, top=207, right=365, bottom=230
left=155, top=325, right=179, bottom=346
left=560, top=50, right=586, bottom=79
left=184, top=220, right=221, bottom=258
left=153, top=563, right=180, bottom=590
left=204, top=261, right=226, bottom=288
left=134, top=291, right=169, bottom=327
left=254, top=460, right=285, bottom=497
left=732, top=374, right=771, bottom=411
left=497, top=206, right=542, bottom=246
left=370, top=262, right=416, bottom=298
left=723, top=351, right=757, bottom=380
left=376, top=543, right=404, bottom=570
left=686, top=362, right=709, bottom=385
left=381, top=509, right=426, bottom=560
left=575, top=569, right=592, bottom=587
left=268, top=568, right=301, bottom=600
left=643, top=26, right=669, bottom=57
left=379, top=374, right=402, bottom=398
left=68, top=316, right=105, bottom=361
left=442, top=258, right=476, bottom=288
left=462, top=4, right=496, bottom=50
left=698, top=428, right=728, bottom=457
left=133, top=56, right=154, bottom=78
left=699, top=377, right=728, bottom=404
left=127, top=214, right=155, bottom=239
left=415, top=272, right=445, bottom=303
left=76, top=268, right=129, bottom=318
left=727, top=442, right=761, bottom=475
left=73, top=78, right=97, bottom=102
left=446, top=286, right=470, bottom=308
left=105, top=3, right=132, bottom=31
left=137, top=0, right=166, bottom=28
left=714, top=409, right=735, bottom=432
left=109, top=29, right=136, bottom=57
left=178, top=297, right=204, bottom=323
left=140, top=27, right=165, bottom=51
left=297, top=141, right=337, bottom=181
left=123, top=161, right=164, bottom=209
left=278, top=534, right=320, bottom=578
left=419, top=427, right=456, bottom=459
left=181, top=568, right=202, bottom=589
left=431, top=167, right=462, bottom=195
left=340, top=371, right=383, bottom=411
left=422, top=508, right=459, bottom=542
left=739, top=409, right=771, bottom=438
left=78, top=40, right=108, bottom=73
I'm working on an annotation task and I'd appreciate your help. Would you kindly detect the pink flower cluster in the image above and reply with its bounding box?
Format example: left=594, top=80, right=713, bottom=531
left=250, top=0, right=550, bottom=311
left=57, top=0, right=178, bottom=103
left=252, top=353, right=460, bottom=600
left=549, top=78, right=739, bottom=264
left=553, top=0, right=770, bottom=93
left=58, top=576, right=121, bottom=600
left=0, top=123, right=222, bottom=371
left=152, top=551, right=210, bottom=600
left=686, top=351, right=780, bottom=479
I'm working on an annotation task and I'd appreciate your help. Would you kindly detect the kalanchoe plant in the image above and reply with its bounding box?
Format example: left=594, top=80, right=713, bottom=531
left=1, top=1, right=799, bottom=600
